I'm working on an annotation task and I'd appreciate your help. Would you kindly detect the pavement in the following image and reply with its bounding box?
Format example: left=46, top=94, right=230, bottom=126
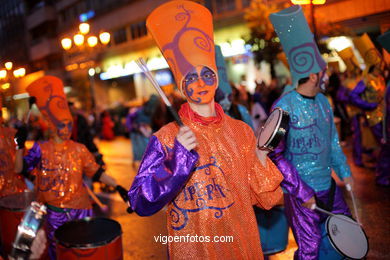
left=94, top=137, right=389, bottom=260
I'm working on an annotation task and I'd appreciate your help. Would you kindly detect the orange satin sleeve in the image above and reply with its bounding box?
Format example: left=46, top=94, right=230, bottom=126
left=247, top=133, right=283, bottom=209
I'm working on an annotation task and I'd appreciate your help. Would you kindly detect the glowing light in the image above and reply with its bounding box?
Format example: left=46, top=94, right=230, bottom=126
left=88, top=68, right=95, bottom=76
left=13, top=68, right=26, bottom=78
left=87, top=36, right=98, bottom=47
left=0, top=70, right=7, bottom=79
left=291, top=0, right=326, bottom=4
left=61, top=38, right=72, bottom=50
left=79, top=23, right=90, bottom=35
left=220, top=39, right=247, bottom=57
left=73, top=34, right=84, bottom=46
left=99, top=32, right=111, bottom=45
left=328, top=36, right=352, bottom=52
left=5, top=62, right=13, bottom=70
left=1, top=83, right=10, bottom=90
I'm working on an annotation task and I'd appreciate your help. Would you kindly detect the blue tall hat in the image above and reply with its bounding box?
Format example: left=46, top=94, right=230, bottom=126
left=269, top=5, right=326, bottom=87
left=377, top=29, right=390, bottom=54
left=215, top=45, right=232, bottom=95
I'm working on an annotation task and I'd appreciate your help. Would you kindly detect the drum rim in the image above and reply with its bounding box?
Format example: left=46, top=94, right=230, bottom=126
left=325, top=214, right=369, bottom=260
left=0, top=191, right=36, bottom=212
left=257, top=107, right=289, bottom=151
left=55, top=217, right=122, bottom=248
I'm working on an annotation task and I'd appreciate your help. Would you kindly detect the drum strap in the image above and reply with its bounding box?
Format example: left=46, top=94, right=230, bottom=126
left=46, top=204, right=71, bottom=213
left=314, top=178, right=336, bottom=212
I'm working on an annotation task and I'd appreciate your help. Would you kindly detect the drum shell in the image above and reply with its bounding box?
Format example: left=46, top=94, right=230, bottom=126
left=255, top=206, right=288, bottom=255
left=0, top=207, right=24, bottom=255
left=56, top=235, right=123, bottom=260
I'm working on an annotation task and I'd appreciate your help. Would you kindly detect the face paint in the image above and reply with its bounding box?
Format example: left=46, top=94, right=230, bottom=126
left=183, top=66, right=217, bottom=104
left=219, top=93, right=232, bottom=111
left=56, top=119, right=73, bottom=140
left=318, top=69, right=329, bottom=91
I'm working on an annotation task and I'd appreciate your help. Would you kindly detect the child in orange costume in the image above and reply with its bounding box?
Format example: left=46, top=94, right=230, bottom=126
left=14, top=76, right=128, bottom=260
left=128, top=1, right=283, bottom=259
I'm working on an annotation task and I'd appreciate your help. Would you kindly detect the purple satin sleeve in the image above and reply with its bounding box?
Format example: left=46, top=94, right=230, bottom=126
left=269, top=137, right=315, bottom=203
left=128, top=135, right=199, bottom=216
left=349, top=80, right=377, bottom=110
left=24, top=142, right=41, bottom=172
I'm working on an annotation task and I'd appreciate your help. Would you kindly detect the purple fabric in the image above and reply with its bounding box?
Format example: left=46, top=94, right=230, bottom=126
left=24, top=142, right=42, bottom=172
left=351, top=115, right=363, bottom=166
left=284, top=185, right=350, bottom=260
left=269, top=138, right=315, bottom=203
left=45, top=207, right=93, bottom=260
left=376, top=143, right=390, bottom=185
left=349, top=80, right=378, bottom=110
left=376, top=83, right=390, bottom=185
left=128, top=135, right=199, bottom=216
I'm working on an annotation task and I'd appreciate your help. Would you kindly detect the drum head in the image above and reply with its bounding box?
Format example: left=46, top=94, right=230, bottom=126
left=0, top=191, right=35, bottom=211
left=55, top=217, right=122, bottom=248
left=326, top=215, right=368, bottom=259
left=257, top=108, right=283, bottom=149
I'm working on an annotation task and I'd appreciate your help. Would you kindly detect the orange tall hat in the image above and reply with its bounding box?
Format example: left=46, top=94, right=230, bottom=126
left=26, top=76, right=72, bottom=127
left=337, top=47, right=361, bottom=72
left=146, top=0, right=217, bottom=91
left=353, top=33, right=382, bottom=68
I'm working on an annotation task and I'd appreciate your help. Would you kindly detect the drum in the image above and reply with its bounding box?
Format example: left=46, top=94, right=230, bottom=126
left=55, top=217, right=123, bottom=260
left=319, top=215, right=368, bottom=260
left=255, top=206, right=289, bottom=255
left=0, top=191, right=35, bottom=256
left=10, top=201, right=47, bottom=259
left=257, top=107, right=289, bottom=151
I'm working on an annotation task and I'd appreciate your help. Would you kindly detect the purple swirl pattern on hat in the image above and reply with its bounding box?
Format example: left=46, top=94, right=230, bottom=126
left=161, top=4, right=213, bottom=83
left=288, top=42, right=326, bottom=75
left=364, top=48, right=381, bottom=65
left=38, top=81, right=68, bottom=127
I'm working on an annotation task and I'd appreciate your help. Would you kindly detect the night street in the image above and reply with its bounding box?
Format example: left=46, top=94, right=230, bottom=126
left=93, top=136, right=390, bottom=260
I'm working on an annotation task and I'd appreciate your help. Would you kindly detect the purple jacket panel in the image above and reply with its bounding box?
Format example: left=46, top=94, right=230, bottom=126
left=128, top=135, right=199, bottom=216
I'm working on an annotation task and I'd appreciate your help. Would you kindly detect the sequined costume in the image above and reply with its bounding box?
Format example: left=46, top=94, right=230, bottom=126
left=0, top=126, right=26, bottom=198
left=350, top=76, right=385, bottom=143
left=270, top=91, right=351, bottom=259
left=269, top=5, right=352, bottom=259
left=22, top=76, right=102, bottom=260
left=24, top=140, right=99, bottom=259
left=129, top=103, right=283, bottom=259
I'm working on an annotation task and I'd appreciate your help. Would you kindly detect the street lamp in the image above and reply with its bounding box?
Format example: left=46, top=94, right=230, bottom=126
left=60, top=22, right=111, bottom=111
left=0, top=61, right=26, bottom=116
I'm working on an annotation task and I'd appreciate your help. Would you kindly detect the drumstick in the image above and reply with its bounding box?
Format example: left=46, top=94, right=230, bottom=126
left=135, top=58, right=183, bottom=126
left=311, top=204, right=361, bottom=226
left=25, top=96, right=36, bottom=124
left=84, top=183, right=108, bottom=212
left=346, top=184, right=361, bottom=225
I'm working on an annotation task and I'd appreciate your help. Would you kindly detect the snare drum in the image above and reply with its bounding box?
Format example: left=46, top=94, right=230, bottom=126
left=257, top=107, right=289, bottom=151
left=10, top=201, right=47, bottom=259
left=55, top=217, right=123, bottom=260
left=0, top=191, right=35, bottom=256
left=319, top=215, right=368, bottom=260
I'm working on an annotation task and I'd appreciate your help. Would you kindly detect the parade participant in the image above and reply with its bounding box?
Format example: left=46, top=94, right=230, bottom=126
left=269, top=5, right=353, bottom=259
left=13, top=76, right=129, bottom=260
left=351, top=33, right=385, bottom=146
left=376, top=30, right=390, bottom=186
left=0, top=98, right=26, bottom=198
left=128, top=1, right=283, bottom=259
left=337, top=47, right=365, bottom=166
left=214, top=45, right=255, bottom=131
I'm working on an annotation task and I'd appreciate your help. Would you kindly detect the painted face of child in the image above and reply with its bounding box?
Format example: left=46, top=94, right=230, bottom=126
left=56, top=119, right=73, bottom=140
left=182, top=66, right=217, bottom=104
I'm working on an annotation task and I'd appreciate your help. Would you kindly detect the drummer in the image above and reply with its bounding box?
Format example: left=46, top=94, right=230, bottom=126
left=269, top=6, right=353, bottom=259
left=0, top=98, right=26, bottom=198
left=13, top=76, right=129, bottom=260
left=128, top=1, right=283, bottom=259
